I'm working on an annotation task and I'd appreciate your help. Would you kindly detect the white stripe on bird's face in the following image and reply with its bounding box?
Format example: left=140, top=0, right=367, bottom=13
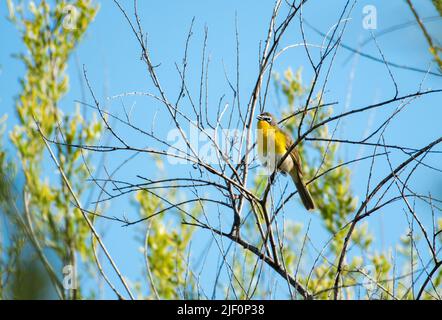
left=256, top=112, right=275, bottom=125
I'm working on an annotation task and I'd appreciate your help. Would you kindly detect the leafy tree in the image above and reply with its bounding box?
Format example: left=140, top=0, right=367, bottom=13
left=2, top=0, right=100, bottom=299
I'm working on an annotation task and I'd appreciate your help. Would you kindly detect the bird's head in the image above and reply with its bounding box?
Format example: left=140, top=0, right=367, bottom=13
left=256, top=112, right=277, bottom=126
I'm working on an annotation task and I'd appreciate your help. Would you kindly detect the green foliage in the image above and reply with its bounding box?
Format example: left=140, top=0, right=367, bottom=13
left=0, top=116, right=13, bottom=203
left=0, top=117, right=55, bottom=299
left=269, top=67, right=442, bottom=299
left=432, top=0, right=442, bottom=17
left=277, top=69, right=358, bottom=235
left=5, top=0, right=100, bottom=299
left=8, top=256, right=53, bottom=299
left=428, top=1, right=442, bottom=71
left=272, top=69, right=393, bottom=299
left=135, top=180, right=200, bottom=299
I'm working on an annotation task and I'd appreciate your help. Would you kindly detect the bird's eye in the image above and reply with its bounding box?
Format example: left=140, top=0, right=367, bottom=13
left=265, top=117, right=272, bottom=122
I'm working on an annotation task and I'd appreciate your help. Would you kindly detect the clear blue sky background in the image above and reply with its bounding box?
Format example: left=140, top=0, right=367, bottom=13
left=1, top=0, right=441, bottom=299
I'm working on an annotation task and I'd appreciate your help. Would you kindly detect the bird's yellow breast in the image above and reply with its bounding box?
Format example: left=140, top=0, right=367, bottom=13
left=257, top=120, right=287, bottom=156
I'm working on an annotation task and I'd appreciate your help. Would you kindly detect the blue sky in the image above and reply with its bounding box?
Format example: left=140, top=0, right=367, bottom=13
left=1, top=0, right=442, bottom=299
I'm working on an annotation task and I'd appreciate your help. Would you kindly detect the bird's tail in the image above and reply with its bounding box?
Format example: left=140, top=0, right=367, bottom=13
left=289, top=169, right=315, bottom=211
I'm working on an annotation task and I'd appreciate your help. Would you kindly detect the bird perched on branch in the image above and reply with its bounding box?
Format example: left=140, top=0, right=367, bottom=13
left=256, top=112, right=315, bottom=210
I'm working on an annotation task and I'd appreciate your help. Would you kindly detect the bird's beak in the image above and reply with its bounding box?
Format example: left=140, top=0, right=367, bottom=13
left=256, top=114, right=264, bottom=121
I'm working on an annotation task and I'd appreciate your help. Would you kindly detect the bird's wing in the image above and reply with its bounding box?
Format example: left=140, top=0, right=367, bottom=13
left=283, top=129, right=303, bottom=175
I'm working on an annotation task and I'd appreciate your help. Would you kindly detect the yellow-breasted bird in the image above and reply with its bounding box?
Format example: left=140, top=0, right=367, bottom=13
left=256, top=112, right=315, bottom=211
